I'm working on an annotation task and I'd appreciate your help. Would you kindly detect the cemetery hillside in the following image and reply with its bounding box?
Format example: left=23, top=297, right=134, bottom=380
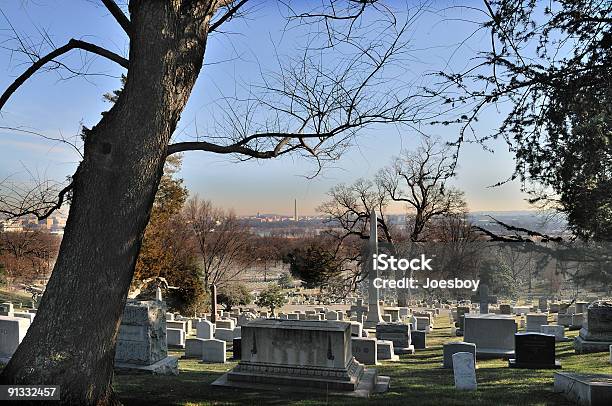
left=0, top=1, right=610, bottom=405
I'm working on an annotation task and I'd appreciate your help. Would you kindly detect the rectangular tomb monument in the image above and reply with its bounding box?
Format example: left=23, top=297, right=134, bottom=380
left=464, top=314, right=516, bottom=359
left=212, top=319, right=390, bottom=397
left=574, top=301, right=612, bottom=354
left=114, top=300, right=178, bottom=375
left=375, top=323, right=414, bottom=354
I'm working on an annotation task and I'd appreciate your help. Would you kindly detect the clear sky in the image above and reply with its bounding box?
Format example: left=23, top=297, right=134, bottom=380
left=0, top=1, right=533, bottom=216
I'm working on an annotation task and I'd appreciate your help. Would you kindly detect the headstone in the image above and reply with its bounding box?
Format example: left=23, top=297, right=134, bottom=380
left=349, top=321, right=363, bottom=337
left=202, top=338, right=226, bottom=363
left=167, top=320, right=187, bottom=332
left=185, top=338, right=206, bottom=358
left=574, top=301, right=612, bottom=353
left=0, top=316, right=29, bottom=361
left=114, top=300, right=178, bottom=375
left=456, top=306, right=470, bottom=335
left=509, top=333, right=561, bottom=369
left=364, top=211, right=383, bottom=329
left=376, top=340, right=399, bottom=361
left=0, top=302, right=14, bottom=316
left=415, top=317, right=430, bottom=332
left=541, top=324, right=569, bottom=342
left=526, top=313, right=548, bottom=332
left=326, top=311, right=339, bottom=321
left=376, top=323, right=414, bottom=354
left=443, top=342, right=476, bottom=369
left=500, top=304, right=511, bottom=315
left=216, top=319, right=235, bottom=329
left=215, top=328, right=235, bottom=342
left=196, top=319, right=214, bottom=339
left=412, top=330, right=427, bottom=350
left=167, top=328, right=185, bottom=348
left=351, top=337, right=377, bottom=365
left=383, top=307, right=401, bottom=323
left=464, top=314, right=516, bottom=359
left=452, top=352, right=477, bottom=391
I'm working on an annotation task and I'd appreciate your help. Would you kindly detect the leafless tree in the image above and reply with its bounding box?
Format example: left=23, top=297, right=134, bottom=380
left=377, top=138, right=467, bottom=242
left=184, top=196, right=254, bottom=289
left=0, top=229, right=59, bottom=285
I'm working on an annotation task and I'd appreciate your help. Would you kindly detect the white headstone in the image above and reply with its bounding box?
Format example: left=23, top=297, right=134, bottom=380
left=453, top=352, right=477, bottom=390
left=202, top=338, right=226, bottom=363
left=0, top=316, right=29, bottom=359
left=196, top=320, right=214, bottom=339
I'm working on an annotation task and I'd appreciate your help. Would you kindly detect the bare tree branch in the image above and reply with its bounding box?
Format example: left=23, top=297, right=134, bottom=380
left=101, top=0, right=131, bottom=37
left=209, top=0, right=249, bottom=32
left=0, top=39, right=128, bottom=110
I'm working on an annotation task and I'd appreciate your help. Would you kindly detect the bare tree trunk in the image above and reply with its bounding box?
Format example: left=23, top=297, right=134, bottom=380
left=0, top=1, right=212, bottom=404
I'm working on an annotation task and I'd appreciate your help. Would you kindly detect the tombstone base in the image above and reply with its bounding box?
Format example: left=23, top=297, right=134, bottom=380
left=475, top=348, right=515, bottom=359
left=574, top=336, right=612, bottom=354
left=114, top=356, right=179, bottom=375
left=379, top=354, right=400, bottom=362
left=554, top=372, right=612, bottom=406
left=508, top=359, right=561, bottom=369
left=212, top=367, right=389, bottom=398
left=363, top=320, right=383, bottom=329
left=394, top=345, right=415, bottom=355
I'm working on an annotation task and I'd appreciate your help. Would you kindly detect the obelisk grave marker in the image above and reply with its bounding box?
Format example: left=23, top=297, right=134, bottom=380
left=364, top=210, right=383, bottom=329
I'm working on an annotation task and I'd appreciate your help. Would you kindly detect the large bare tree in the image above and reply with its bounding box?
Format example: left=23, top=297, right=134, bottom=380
left=184, top=196, right=253, bottom=288
left=0, top=1, right=432, bottom=403
left=377, top=138, right=467, bottom=241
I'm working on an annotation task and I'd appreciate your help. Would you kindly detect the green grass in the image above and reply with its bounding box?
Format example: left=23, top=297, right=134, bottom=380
left=113, top=316, right=612, bottom=406
left=0, top=287, right=32, bottom=306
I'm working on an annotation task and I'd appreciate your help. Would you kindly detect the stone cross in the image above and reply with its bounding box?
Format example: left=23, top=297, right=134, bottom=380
left=478, top=284, right=490, bottom=314
left=211, top=284, right=218, bottom=323
left=364, top=210, right=383, bottom=328
left=350, top=298, right=368, bottom=321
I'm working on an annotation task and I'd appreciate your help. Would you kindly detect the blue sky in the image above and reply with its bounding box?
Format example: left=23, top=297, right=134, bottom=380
left=0, top=1, right=532, bottom=216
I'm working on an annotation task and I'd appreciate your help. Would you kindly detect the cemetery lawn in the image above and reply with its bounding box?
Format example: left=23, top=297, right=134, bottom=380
left=113, top=316, right=611, bottom=406
left=0, top=287, right=32, bottom=304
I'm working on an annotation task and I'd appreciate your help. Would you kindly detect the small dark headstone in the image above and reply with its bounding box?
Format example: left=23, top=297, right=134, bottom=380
left=412, top=330, right=427, bottom=349
left=456, top=306, right=470, bottom=336
left=509, top=332, right=561, bottom=369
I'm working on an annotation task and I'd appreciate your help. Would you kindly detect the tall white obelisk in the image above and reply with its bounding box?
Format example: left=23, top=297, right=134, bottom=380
left=364, top=210, right=384, bottom=328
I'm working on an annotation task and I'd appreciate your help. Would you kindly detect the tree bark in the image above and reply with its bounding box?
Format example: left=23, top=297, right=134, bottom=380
left=0, top=1, right=213, bottom=404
